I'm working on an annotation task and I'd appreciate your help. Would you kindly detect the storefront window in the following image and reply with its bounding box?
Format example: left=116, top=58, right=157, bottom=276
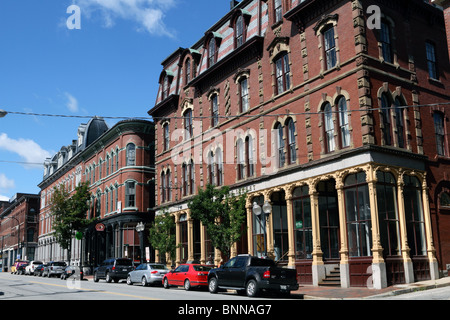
left=272, top=192, right=288, bottom=262
left=376, top=171, right=401, bottom=256
left=318, top=180, right=339, bottom=260
left=293, top=186, right=312, bottom=260
left=344, top=172, right=372, bottom=257
left=403, top=175, right=426, bottom=256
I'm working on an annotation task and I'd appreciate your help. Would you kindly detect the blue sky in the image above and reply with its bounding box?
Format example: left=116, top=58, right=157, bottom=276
left=0, top=0, right=231, bottom=200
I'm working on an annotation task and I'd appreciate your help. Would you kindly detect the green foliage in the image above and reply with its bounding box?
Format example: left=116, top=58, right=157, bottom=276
left=148, top=208, right=178, bottom=263
left=188, top=184, right=247, bottom=260
left=50, top=182, right=95, bottom=251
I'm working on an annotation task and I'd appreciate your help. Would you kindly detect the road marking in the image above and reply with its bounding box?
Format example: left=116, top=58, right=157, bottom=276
left=29, top=281, right=161, bottom=300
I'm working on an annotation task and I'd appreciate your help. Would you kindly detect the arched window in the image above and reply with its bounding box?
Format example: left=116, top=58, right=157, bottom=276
left=126, top=144, right=136, bottom=166
left=208, top=151, right=215, bottom=185
left=182, top=163, right=188, bottom=197
left=185, top=58, right=191, bottom=84
left=246, top=136, right=255, bottom=178
left=237, top=139, right=245, bottom=180
left=184, top=109, right=193, bottom=140
left=286, top=118, right=296, bottom=164
left=394, top=97, right=405, bottom=148
left=337, top=97, right=350, bottom=148
left=275, top=122, right=285, bottom=168
left=216, top=149, right=223, bottom=186
left=189, top=159, right=195, bottom=194
left=381, top=93, right=392, bottom=146
left=323, top=102, right=335, bottom=153
left=434, top=112, right=446, bottom=156
left=211, top=94, right=219, bottom=127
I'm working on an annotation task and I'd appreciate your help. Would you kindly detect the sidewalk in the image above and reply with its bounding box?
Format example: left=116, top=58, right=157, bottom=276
left=292, top=276, right=450, bottom=299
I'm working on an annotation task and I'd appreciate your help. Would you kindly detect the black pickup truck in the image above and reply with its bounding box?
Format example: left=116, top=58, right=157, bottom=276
left=207, top=254, right=298, bottom=297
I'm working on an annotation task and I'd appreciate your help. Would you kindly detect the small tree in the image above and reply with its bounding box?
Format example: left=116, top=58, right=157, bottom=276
left=188, top=184, right=247, bottom=261
left=50, top=182, right=95, bottom=263
left=148, top=208, right=178, bottom=265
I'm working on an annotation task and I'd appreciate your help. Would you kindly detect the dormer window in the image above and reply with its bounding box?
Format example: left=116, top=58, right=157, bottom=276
left=208, top=37, right=217, bottom=67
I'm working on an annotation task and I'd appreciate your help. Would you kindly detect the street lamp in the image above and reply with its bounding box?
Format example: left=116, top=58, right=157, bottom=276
left=136, top=222, right=145, bottom=264
left=252, top=200, right=272, bottom=258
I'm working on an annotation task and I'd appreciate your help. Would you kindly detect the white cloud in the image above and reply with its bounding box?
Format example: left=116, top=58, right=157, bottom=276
left=0, top=133, right=52, bottom=169
left=65, top=92, right=79, bottom=113
left=74, top=0, right=177, bottom=37
left=0, top=173, right=15, bottom=191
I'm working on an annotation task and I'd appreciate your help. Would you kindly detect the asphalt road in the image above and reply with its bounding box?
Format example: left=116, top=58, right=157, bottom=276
left=0, top=272, right=301, bottom=301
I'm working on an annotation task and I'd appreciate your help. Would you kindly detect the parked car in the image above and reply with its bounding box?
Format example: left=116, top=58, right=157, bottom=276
left=163, top=264, right=213, bottom=291
left=61, top=265, right=83, bottom=280
left=43, top=261, right=67, bottom=277
left=16, top=262, right=29, bottom=275
left=93, top=258, right=134, bottom=283
left=25, top=260, right=43, bottom=275
left=34, top=264, right=46, bottom=276
left=11, top=260, right=28, bottom=274
left=127, top=263, right=170, bottom=287
left=207, top=254, right=299, bottom=297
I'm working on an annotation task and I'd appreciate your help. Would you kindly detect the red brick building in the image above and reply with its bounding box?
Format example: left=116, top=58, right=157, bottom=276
left=0, top=193, right=40, bottom=271
left=149, top=0, right=450, bottom=289
left=38, top=117, right=155, bottom=267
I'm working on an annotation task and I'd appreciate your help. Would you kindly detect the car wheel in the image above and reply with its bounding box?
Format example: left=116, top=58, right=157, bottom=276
left=127, top=275, right=133, bottom=285
left=208, top=277, right=218, bottom=294
left=94, top=272, right=99, bottom=282
left=163, top=277, right=170, bottom=289
left=106, top=272, right=112, bottom=283
left=142, top=276, right=149, bottom=287
left=246, top=279, right=259, bottom=297
left=184, top=279, right=191, bottom=291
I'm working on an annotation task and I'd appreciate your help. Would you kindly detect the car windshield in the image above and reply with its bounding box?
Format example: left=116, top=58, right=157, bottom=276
left=151, top=264, right=168, bottom=270
left=116, top=259, right=132, bottom=266
left=54, top=262, right=66, bottom=266
left=193, top=265, right=213, bottom=272
left=34, top=261, right=43, bottom=265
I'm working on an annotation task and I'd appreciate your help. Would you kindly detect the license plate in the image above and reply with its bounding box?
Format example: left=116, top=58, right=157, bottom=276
left=280, top=285, right=287, bottom=290
left=123, top=268, right=127, bottom=272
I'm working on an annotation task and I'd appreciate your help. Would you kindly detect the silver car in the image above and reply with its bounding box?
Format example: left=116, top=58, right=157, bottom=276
left=43, top=261, right=67, bottom=277
left=126, top=263, right=169, bottom=286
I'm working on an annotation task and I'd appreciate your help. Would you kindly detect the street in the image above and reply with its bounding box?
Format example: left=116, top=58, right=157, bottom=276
left=0, top=272, right=301, bottom=301
left=372, top=285, right=450, bottom=300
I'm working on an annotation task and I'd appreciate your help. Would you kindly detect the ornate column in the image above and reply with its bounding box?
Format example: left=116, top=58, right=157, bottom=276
left=397, top=172, right=415, bottom=283
left=308, top=179, right=325, bottom=286
left=187, top=209, right=195, bottom=262
left=263, top=190, right=274, bottom=259
left=366, top=165, right=387, bottom=289
left=336, top=174, right=350, bottom=288
left=284, top=186, right=296, bottom=269
left=174, top=212, right=181, bottom=266
left=421, top=176, right=439, bottom=280
left=246, top=198, right=254, bottom=255
left=200, top=222, right=206, bottom=265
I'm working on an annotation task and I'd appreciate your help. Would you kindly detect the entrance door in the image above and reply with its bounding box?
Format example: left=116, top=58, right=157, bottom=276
left=318, top=180, right=340, bottom=261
